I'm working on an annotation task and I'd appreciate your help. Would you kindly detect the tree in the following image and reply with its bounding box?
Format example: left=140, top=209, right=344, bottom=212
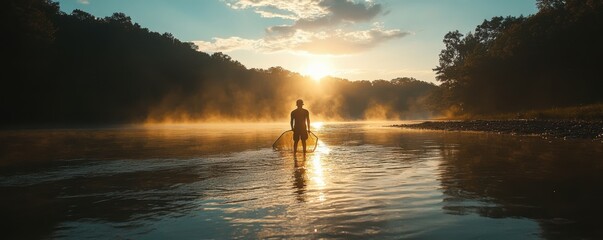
left=104, top=12, right=132, bottom=26
left=430, top=0, right=603, bottom=117
left=536, top=0, right=566, bottom=11
left=433, top=31, right=464, bottom=84
left=71, top=9, right=95, bottom=22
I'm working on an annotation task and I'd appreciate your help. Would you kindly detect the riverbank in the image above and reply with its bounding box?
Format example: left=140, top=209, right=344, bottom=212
left=394, top=120, right=603, bottom=140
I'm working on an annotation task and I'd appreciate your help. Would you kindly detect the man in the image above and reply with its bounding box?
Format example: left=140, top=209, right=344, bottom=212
left=290, top=99, right=311, bottom=154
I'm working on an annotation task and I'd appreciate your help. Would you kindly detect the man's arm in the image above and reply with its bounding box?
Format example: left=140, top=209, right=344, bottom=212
left=306, top=111, right=311, bottom=132
left=290, top=112, right=294, bottom=130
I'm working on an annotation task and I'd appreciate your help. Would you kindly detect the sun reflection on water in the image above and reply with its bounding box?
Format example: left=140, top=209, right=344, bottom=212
left=315, top=140, right=330, bottom=154
left=308, top=140, right=330, bottom=202
left=311, top=154, right=325, bottom=188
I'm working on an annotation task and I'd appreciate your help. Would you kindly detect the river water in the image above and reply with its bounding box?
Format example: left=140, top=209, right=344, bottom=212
left=1, top=122, right=602, bottom=239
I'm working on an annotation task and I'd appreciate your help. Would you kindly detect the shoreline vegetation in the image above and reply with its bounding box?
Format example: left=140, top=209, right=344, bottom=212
left=393, top=104, right=603, bottom=140
left=440, top=104, right=603, bottom=121
left=395, top=103, right=603, bottom=140
left=394, top=119, right=603, bottom=140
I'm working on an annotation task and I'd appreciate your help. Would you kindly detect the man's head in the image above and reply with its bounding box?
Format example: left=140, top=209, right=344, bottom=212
left=296, top=99, right=304, bottom=107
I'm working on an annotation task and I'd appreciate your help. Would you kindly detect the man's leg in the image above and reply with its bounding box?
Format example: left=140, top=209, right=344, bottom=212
left=301, top=139, right=307, bottom=153
left=293, top=139, right=299, bottom=153
left=293, top=131, right=299, bottom=153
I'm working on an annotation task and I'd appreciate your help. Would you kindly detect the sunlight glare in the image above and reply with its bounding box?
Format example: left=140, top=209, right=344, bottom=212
left=312, top=154, right=325, bottom=188
left=304, top=62, right=332, bottom=81
left=313, top=122, right=324, bottom=131
left=309, top=141, right=330, bottom=202
left=316, top=140, right=330, bottom=154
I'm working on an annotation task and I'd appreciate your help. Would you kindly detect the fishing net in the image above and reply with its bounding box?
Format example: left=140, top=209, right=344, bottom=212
left=272, top=130, right=318, bottom=153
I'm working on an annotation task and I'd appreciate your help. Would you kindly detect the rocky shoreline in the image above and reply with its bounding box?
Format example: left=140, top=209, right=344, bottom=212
left=393, top=120, right=603, bottom=140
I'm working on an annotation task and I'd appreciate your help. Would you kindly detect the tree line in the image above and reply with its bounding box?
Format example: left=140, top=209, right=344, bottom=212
left=2, top=0, right=435, bottom=125
left=430, top=0, right=603, bottom=116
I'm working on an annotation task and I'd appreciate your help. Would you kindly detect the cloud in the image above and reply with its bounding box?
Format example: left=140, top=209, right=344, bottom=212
left=194, top=25, right=408, bottom=54
left=194, top=37, right=257, bottom=52
left=78, top=0, right=90, bottom=4
left=224, top=0, right=326, bottom=20
left=199, top=0, right=408, bottom=55
left=254, top=10, right=298, bottom=20
left=265, top=0, right=382, bottom=37
left=315, top=0, right=382, bottom=24
left=294, top=27, right=408, bottom=54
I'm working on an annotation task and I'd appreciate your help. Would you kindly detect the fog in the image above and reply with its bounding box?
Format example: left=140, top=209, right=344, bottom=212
left=143, top=71, right=436, bottom=124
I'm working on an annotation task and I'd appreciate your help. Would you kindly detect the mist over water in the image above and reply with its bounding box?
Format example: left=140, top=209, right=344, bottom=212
left=1, top=122, right=602, bottom=239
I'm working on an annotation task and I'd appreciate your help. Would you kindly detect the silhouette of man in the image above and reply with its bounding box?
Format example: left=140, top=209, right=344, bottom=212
left=290, top=99, right=311, bottom=153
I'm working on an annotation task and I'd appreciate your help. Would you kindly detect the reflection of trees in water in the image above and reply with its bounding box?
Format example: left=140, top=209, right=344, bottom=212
left=437, top=134, right=603, bottom=239
left=1, top=165, right=213, bottom=239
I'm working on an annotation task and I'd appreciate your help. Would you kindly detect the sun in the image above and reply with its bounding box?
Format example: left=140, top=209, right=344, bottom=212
left=303, top=62, right=333, bottom=81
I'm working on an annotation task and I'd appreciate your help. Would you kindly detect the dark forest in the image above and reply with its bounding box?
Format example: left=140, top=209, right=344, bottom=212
left=430, top=0, right=603, bottom=116
left=2, top=0, right=435, bottom=125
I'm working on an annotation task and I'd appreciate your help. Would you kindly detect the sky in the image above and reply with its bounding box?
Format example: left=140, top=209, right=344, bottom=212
left=56, top=0, right=538, bottom=84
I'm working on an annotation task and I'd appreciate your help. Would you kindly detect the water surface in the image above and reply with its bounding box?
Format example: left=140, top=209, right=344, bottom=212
left=1, top=122, right=602, bottom=239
